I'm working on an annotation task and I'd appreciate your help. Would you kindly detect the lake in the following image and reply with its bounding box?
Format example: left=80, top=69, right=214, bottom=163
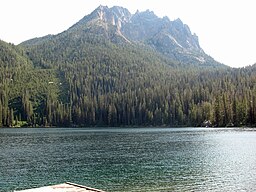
left=0, top=127, right=256, bottom=192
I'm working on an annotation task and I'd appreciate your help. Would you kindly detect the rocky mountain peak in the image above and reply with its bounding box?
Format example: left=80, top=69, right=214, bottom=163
left=172, top=18, right=184, bottom=27
left=167, top=18, right=202, bottom=51
left=89, top=5, right=132, bottom=28
left=29, top=5, right=217, bottom=66
left=69, top=5, right=131, bottom=32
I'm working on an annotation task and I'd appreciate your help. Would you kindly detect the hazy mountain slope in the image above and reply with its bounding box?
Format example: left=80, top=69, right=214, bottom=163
left=121, top=9, right=219, bottom=66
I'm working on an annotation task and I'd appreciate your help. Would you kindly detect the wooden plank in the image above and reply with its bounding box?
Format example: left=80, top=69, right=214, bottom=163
left=15, top=182, right=106, bottom=192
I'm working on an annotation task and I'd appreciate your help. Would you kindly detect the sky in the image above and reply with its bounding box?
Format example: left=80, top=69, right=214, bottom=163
left=0, top=0, right=256, bottom=68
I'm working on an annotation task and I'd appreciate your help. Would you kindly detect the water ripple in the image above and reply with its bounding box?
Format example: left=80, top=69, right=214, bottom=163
left=0, top=128, right=256, bottom=191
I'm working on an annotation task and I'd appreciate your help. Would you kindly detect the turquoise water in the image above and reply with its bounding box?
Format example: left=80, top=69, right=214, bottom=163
left=1, top=128, right=256, bottom=192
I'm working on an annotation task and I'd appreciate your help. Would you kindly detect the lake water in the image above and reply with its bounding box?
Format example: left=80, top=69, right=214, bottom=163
left=1, top=127, right=256, bottom=192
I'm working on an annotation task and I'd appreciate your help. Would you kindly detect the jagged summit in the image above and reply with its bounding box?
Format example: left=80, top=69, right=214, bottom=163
left=71, top=5, right=131, bottom=29
left=169, top=18, right=202, bottom=51
left=22, top=5, right=221, bottom=66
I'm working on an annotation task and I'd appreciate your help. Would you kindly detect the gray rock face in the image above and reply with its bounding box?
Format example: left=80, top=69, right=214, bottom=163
left=71, top=6, right=201, bottom=49
left=24, top=5, right=221, bottom=66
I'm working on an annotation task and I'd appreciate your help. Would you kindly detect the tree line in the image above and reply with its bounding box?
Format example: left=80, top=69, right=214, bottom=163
left=1, top=37, right=256, bottom=128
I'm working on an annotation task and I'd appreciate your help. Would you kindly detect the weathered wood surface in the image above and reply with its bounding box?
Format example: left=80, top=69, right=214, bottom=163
left=15, top=182, right=106, bottom=192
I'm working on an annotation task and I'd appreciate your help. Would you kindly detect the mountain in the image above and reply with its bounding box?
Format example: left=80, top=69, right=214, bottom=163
left=121, top=9, right=213, bottom=65
left=22, top=5, right=221, bottom=67
left=1, top=5, right=256, bottom=128
left=0, top=40, right=31, bottom=68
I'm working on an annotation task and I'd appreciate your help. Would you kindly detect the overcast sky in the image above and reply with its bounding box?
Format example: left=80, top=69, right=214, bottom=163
left=1, top=0, right=255, bottom=68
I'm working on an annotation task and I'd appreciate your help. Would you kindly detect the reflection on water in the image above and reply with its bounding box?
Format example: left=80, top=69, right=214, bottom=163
left=0, top=128, right=256, bottom=192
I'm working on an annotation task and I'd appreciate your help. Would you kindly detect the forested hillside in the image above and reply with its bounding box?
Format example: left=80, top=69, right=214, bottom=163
left=0, top=6, right=256, bottom=128
left=0, top=40, right=66, bottom=127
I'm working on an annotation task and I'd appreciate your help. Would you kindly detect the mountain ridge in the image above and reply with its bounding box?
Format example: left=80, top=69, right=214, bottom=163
left=21, top=5, right=222, bottom=67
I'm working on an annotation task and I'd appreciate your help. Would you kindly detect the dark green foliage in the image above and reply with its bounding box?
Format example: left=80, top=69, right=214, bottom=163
left=1, top=33, right=256, bottom=127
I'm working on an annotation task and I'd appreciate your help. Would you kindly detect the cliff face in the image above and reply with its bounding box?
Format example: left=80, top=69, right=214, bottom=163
left=22, top=5, right=219, bottom=66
